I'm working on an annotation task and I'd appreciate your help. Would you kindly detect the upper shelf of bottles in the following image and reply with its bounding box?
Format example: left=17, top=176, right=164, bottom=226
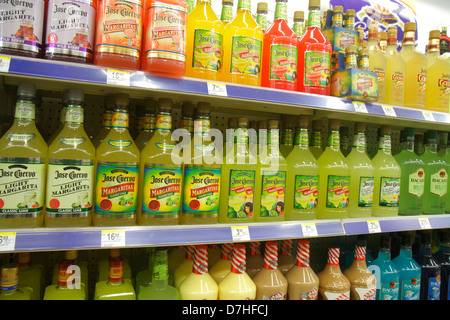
left=1, top=54, right=450, bottom=130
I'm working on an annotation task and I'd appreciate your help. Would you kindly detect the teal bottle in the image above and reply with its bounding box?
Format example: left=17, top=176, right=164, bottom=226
left=415, top=232, right=441, bottom=300
left=393, top=128, right=425, bottom=215
left=368, top=236, right=399, bottom=300
left=392, top=232, right=421, bottom=300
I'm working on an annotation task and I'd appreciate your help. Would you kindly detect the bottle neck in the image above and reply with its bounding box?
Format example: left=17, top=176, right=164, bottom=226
left=428, top=38, right=440, bottom=54
left=352, top=132, right=367, bottom=152
left=378, top=248, right=391, bottom=260
left=14, top=99, right=36, bottom=124
left=102, top=110, right=113, bottom=129
left=402, top=30, right=416, bottom=47
left=250, top=242, right=262, bottom=256
left=108, top=259, right=124, bottom=284
left=281, top=128, right=293, bottom=147
left=293, top=20, right=305, bottom=37
left=221, top=3, right=233, bottom=23
left=192, top=247, right=209, bottom=275
left=295, top=241, right=310, bottom=267
left=180, top=116, right=194, bottom=133
left=111, top=107, right=129, bottom=131
left=425, top=139, right=438, bottom=153
left=327, top=129, right=340, bottom=151
left=155, top=112, right=172, bottom=132
left=256, top=12, right=268, bottom=30
left=237, top=0, right=251, bottom=12
left=263, top=243, right=278, bottom=270
left=230, top=246, right=246, bottom=275
left=310, top=129, right=322, bottom=147
left=64, top=104, right=84, bottom=127
left=344, top=16, right=355, bottom=30
left=378, top=134, right=392, bottom=154
left=294, top=127, right=309, bottom=149
left=402, top=137, right=415, bottom=152
left=326, top=248, right=340, bottom=267
left=399, top=245, right=413, bottom=259
left=274, top=1, right=287, bottom=21
left=152, top=250, right=169, bottom=286
left=332, top=12, right=343, bottom=28
left=220, top=243, right=233, bottom=261
left=141, top=114, right=156, bottom=132
left=307, top=7, right=321, bottom=28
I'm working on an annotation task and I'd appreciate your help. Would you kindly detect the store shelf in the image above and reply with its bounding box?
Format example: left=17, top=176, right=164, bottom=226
left=1, top=54, right=450, bottom=129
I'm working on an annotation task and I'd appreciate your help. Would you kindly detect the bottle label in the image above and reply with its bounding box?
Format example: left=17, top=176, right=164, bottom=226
left=59, top=137, right=86, bottom=146
left=304, top=51, right=330, bottom=87
left=45, top=0, right=96, bottom=60
left=14, top=102, right=36, bottom=120
left=182, top=166, right=221, bottom=214
left=293, top=175, right=319, bottom=210
left=293, top=22, right=305, bottom=37
left=141, top=165, right=182, bottom=216
left=358, top=177, right=374, bottom=207
left=417, top=70, right=427, bottom=102
left=102, top=111, right=113, bottom=128
left=65, top=106, right=84, bottom=124
left=408, top=168, right=425, bottom=198
left=307, top=11, right=321, bottom=28
left=155, top=113, right=172, bottom=130
left=256, top=15, right=267, bottom=30
left=95, top=162, right=138, bottom=215
left=400, top=278, right=420, bottom=300
left=141, top=115, right=156, bottom=130
left=260, top=170, right=285, bottom=217
left=427, top=277, right=441, bottom=300
left=144, top=1, right=187, bottom=62
left=46, top=159, right=94, bottom=217
left=430, top=169, right=447, bottom=197
left=226, top=169, right=255, bottom=218
left=192, top=29, right=223, bottom=72
left=321, top=290, right=350, bottom=300
left=95, top=0, right=143, bottom=58
left=294, top=129, right=308, bottom=146
left=230, top=36, right=262, bottom=77
left=298, top=287, right=318, bottom=300
left=180, top=117, right=193, bottom=133
left=274, top=3, right=287, bottom=20
left=326, top=175, right=350, bottom=208
left=379, top=177, right=400, bottom=207
left=220, top=6, right=233, bottom=22
left=237, top=0, right=251, bottom=11
left=354, top=285, right=376, bottom=300
left=108, top=140, right=133, bottom=148
left=437, top=75, right=450, bottom=107
left=379, top=281, right=399, bottom=300
left=111, top=110, right=129, bottom=129
left=262, top=291, right=286, bottom=300
left=0, top=157, right=45, bottom=216
left=6, top=133, right=36, bottom=142
left=269, top=44, right=298, bottom=83
left=0, top=0, right=45, bottom=53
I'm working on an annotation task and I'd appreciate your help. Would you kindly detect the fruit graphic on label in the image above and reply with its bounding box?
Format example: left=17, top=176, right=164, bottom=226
left=49, top=199, right=60, bottom=209
left=100, top=199, right=112, bottom=211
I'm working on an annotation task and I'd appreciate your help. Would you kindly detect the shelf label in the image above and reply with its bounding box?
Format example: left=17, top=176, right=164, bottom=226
left=231, top=226, right=250, bottom=242
left=0, top=56, right=11, bottom=73
left=301, top=223, right=318, bottom=237
left=0, top=232, right=16, bottom=251
left=106, top=69, right=131, bottom=86
left=352, top=101, right=368, bottom=113
left=418, top=217, right=432, bottom=229
left=101, top=230, right=126, bottom=248
left=367, top=220, right=381, bottom=233
left=207, top=82, right=227, bottom=97
left=422, top=111, right=436, bottom=122
left=381, top=105, right=397, bottom=117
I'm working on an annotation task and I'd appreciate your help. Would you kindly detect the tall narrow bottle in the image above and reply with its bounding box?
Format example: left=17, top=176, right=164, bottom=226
left=316, top=119, right=350, bottom=219
left=309, top=119, right=323, bottom=159
left=179, top=245, right=219, bottom=300
left=318, top=247, right=350, bottom=300
left=220, top=0, right=234, bottom=26
left=261, top=0, right=299, bottom=91
left=185, top=0, right=224, bottom=81
left=422, top=130, right=447, bottom=215
left=285, top=115, right=319, bottom=220
left=247, top=242, right=264, bottom=278
left=371, top=125, right=401, bottom=217
left=134, top=99, right=156, bottom=150
left=219, top=243, right=257, bottom=300
left=367, top=20, right=386, bottom=104
left=252, top=241, right=288, bottom=300
left=254, top=120, right=287, bottom=222
left=94, top=93, right=140, bottom=226
left=297, top=0, right=332, bottom=95
left=0, top=83, right=47, bottom=228
left=385, top=26, right=405, bottom=107
left=45, top=88, right=95, bottom=227
left=180, top=102, right=221, bottom=225
left=138, top=98, right=182, bottom=226
left=425, top=30, right=450, bottom=113
left=292, top=11, right=305, bottom=38
left=415, top=232, right=441, bottom=300
left=210, top=243, right=233, bottom=284
left=400, top=22, right=427, bottom=109
left=0, top=264, right=33, bottom=300
left=222, top=0, right=264, bottom=86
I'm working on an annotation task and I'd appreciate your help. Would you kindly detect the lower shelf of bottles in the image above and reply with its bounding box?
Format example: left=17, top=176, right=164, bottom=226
left=1, top=214, right=449, bottom=253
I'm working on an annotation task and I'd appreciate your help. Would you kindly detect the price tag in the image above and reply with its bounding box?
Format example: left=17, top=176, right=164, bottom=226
left=0, top=232, right=16, bottom=251
left=207, top=82, right=227, bottom=97
left=381, top=105, right=397, bottom=117
left=418, top=217, right=432, bottom=229
left=352, top=101, right=368, bottom=113
left=422, top=111, right=436, bottom=122
left=101, top=230, right=126, bottom=248
left=106, top=69, right=130, bottom=86
left=231, top=226, right=250, bottom=242
left=367, top=220, right=381, bottom=233
left=0, top=56, right=11, bottom=73
left=301, top=223, right=318, bottom=237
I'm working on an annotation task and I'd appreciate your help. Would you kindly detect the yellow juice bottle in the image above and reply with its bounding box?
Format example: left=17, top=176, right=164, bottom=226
left=425, top=30, right=450, bottom=113
left=174, top=245, right=195, bottom=289
left=385, top=26, right=405, bottom=107
left=222, top=0, right=264, bottom=86
left=371, top=125, right=401, bottom=217
left=0, top=264, right=33, bottom=300
left=17, top=252, right=44, bottom=300
left=134, top=99, right=156, bottom=151
left=51, top=250, right=89, bottom=297
left=400, top=22, right=427, bottom=109
left=185, top=0, right=224, bottom=81
left=93, top=96, right=114, bottom=149
left=0, top=83, right=46, bottom=228
left=219, top=117, right=257, bottom=223
left=94, top=93, right=140, bottom=227
left=316, top=119, right=350, bottom=220
left=285, top=115, right=319, bottom=221
left=254, top=120, right=287, bottom=222
left=220, top=0, right=234, bottom=26
left=180, top=102, right=221, bottom=225
left=209, top=243, right=233, bottom=284
left=346, top=123, right=375, bottom=218
left=45, top=88, right=95, bottom=227
left=138, top=98, right=182, bottom=226
left=368, top=21, right=386, bottom=104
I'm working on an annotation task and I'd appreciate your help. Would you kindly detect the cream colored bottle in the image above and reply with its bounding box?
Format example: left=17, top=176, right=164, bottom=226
left=278, top=239, right=295, bottom=275
left=174, top=245, right=195, bottom=289
left=210, top=243, right=233, bottom=284
left=318, top=247, right=350, bottom=300
left=247, top=242, right=264, bottom=278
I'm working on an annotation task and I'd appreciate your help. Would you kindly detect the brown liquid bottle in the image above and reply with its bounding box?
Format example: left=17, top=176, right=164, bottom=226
left=252, top=241, right=288, bottom=300
left=343, top=239, right=377, bottom=300
left=318, top=247, right=350, bottom=300
left=278, top=239, right=295, bottom=275
left=247, top=242, right=264, bottom=278
left=285, top=239, right=319, bottom=300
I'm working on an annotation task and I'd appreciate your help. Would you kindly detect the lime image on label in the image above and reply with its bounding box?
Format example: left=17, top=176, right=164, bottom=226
left=326, top=175, right=350, bottom=208
left=269, top=44, right=298, bottom=83
left=230, top=36, right=262, bottom=76
left=260, top=170, right=286, bottom=217
left=379, top=177, right=400, bottom=207
left=227, top=170, right=255, bottom=218
left=193, top=29, right=223, bottom=71
left=293, top=175, right=319, bottom=210
left=358, top=177, right=374, bottom=207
